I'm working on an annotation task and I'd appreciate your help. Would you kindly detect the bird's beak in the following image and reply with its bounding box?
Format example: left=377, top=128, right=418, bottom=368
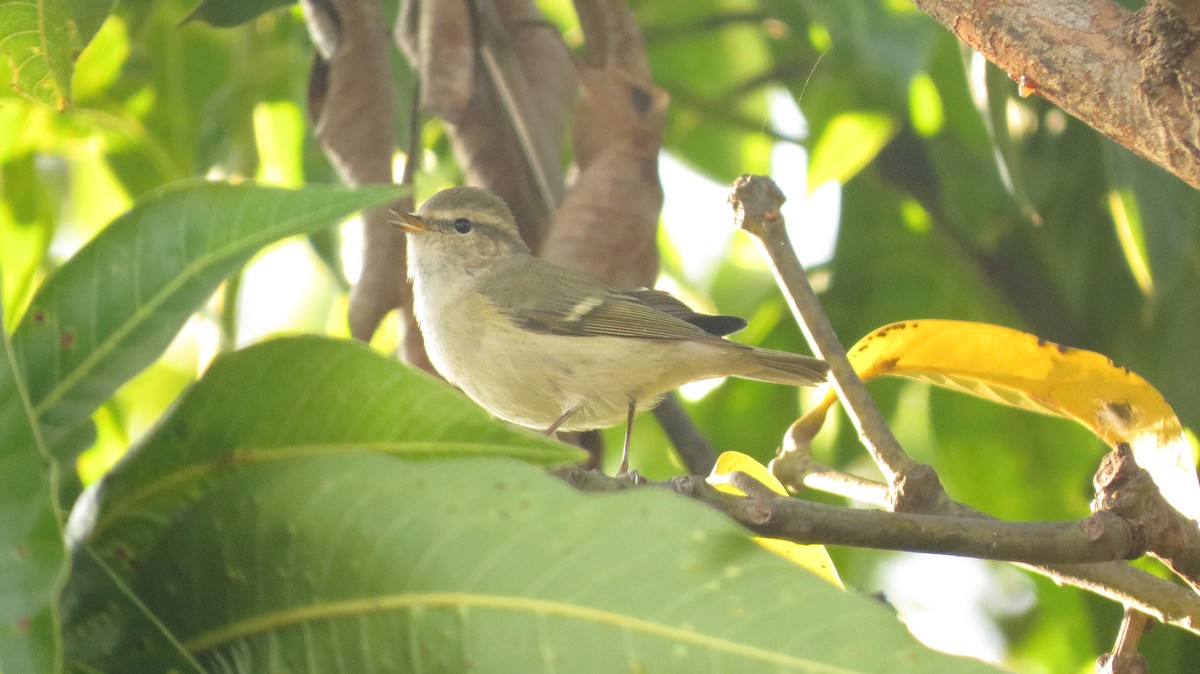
left=392, top=210, right=431, bottom=233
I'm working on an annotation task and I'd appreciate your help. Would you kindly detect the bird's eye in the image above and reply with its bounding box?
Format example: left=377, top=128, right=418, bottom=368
left=453, top=218, right=472, bottom=234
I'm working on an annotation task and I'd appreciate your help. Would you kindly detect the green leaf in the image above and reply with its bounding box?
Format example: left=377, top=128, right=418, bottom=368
left=78, top=455, right=1004, bottom=673
left=0, top=277, right=65, bottom=674
left=1104, top=142, right=1200, bottom=298
left=0, top=0, right=74, bottom=108
left=807, top=111, right=896, bottom=191
left=10, top=180, right=405, bottom=461
left=60, top=546, right=203, bottom=674
left=64, top=0, right=116, bottom=49
left=71, top=335, right=585, bottom=553
left=181, top=0, right=295, bottom=28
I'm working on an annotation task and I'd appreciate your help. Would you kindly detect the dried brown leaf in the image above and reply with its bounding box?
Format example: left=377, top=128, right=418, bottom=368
left=395, top=0, right=474, bottom=123
left=303, top=0, right=415, bottom=350
left=541, top=1, right=668, bottom=288
left=574, top=0, right=651, bottom=77
left=425, top=0, right=575, bottom=250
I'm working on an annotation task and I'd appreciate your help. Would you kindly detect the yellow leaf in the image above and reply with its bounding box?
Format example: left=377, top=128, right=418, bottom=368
left=804, top=320, right=1200, bottom=520
left=709, top=452, right=843, bottom=587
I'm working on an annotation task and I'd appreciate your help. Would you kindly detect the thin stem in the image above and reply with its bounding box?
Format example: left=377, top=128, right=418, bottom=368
left=652, top=393, right=717, bottom=475
left=800, top=465, right=891, bottom=509
left=728, top=175, right=918, bottom=487
left=1096, top=608, right=1151, bottom=674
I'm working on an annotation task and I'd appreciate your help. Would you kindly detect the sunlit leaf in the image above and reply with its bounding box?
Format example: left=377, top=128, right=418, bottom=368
left=907, top=72, right=944, bottom=138
left=10, top=181, right=405, bottom=463
left=1107, top=187, right=1153, bottom=296
left=70, top=455, right=1004, bottom=673
left=797, top=320, right=1200, bottom=520
left=0, top=277, right=64, bottom=674
left=709, top=451, right=842, bottom=587
left=0, top=153, right=54, bottom=328
left=71, top=11, right=127, bottom=101
left=807, top=111, right=896, bottom=191
left=253, top=100, right=304, bottom=187
left=1104, top=142, right=1200, bottom=298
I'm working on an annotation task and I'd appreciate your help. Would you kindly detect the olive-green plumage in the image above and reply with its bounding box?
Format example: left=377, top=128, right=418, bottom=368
left=396, top=186, right=829, bottom=468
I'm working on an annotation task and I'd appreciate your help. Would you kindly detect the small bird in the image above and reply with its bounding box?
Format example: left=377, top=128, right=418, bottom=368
left=395, top=186, right=829, bottom=473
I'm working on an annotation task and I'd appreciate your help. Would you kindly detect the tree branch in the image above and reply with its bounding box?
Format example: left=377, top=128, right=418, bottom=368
left=910, top=0, right=1200, bottom=191
left=780, top=424, right=1200, bottom=638
left=724, top=173, right=1200, bottom=641
left=1094, top=443, right=1200, bottom=594
left=551, top=464, right=1200, bottom=637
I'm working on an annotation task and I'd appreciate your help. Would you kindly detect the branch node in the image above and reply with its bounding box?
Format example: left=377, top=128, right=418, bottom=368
left=1092, top=444, right=1200, bottom=592
left=889, top=464, right=948, bottom=513
left=745, top=500, right=773, bottom=527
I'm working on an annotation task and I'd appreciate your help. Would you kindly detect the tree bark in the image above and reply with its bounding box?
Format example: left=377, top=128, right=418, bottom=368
left=912, top=0, right=1200, bottom=191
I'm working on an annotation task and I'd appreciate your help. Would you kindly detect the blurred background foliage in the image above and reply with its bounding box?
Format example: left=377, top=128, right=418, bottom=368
left=3, top=0, right=1200, bottom=670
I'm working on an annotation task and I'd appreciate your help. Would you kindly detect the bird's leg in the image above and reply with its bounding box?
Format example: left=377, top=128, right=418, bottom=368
left=544, top=405, right=580, bottom=436
left=618, top=398, right=636, bottom=475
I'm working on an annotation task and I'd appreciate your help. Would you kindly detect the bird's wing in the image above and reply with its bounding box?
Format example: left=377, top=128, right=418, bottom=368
left=619, top=288, right=747, bottom=337
left=478, top=259, right=725, bottom=341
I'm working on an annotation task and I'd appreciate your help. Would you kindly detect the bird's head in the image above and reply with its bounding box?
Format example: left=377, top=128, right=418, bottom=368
left=394, top=187, right=530, bottom=273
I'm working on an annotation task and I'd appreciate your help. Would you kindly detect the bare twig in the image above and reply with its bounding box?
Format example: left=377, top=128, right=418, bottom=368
left=780, top=433, right=1200, bottom=628
left=782, top=433, right=1200, bottom=638
left=1096, top=608, right=1151, bottom=674
left=728, top=175, right=928, bottom=504
left=769, top=434, right=891, bottom=507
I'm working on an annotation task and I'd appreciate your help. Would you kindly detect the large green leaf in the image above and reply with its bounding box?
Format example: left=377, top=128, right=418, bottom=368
left=70, top=336, right=585, bottom=558
left=74, top=454, right=1003, bottom=673
left=0, top=277, right=64, bottom=674
left=10, top=180, right=404, bottom=460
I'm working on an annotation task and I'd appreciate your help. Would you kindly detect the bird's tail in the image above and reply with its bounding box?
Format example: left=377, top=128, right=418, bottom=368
left=739, top=347, right=830, bottom=386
